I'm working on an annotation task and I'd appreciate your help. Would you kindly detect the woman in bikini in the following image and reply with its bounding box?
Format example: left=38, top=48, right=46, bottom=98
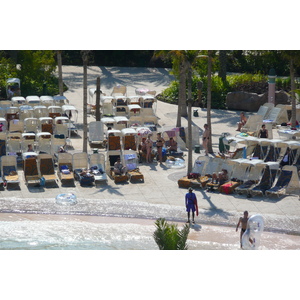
left=145, top=134, right=153, bottom=163
left=156, top=132, right=165, bottom=163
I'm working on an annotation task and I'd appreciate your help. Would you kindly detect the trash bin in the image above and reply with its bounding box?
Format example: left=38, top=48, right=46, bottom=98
left=193, top=109, right=199, bottom=117
left=219, top=133, right=230, bottom=153
left=194, top=145, right=200, bottom=153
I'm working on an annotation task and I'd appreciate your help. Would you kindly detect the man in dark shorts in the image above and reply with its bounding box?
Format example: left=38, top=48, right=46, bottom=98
left=185, top=187, right=198, bottom=224
left=236, top=211, right=250, bottom=248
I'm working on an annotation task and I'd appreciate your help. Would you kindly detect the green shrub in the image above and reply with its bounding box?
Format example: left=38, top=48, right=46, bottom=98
left=158, top=73, right=276, bottom=109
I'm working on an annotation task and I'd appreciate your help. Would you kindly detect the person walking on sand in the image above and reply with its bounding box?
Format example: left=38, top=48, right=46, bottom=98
left=236, top=211, right=250, bottom=248
left=236, top=112, right=247, bottom=131
left=202, top=124, right=210, bottom=156
left=185, top=187, right=198, bottom=224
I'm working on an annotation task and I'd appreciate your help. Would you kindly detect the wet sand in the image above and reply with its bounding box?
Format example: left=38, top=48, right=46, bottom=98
left=1, top=213, right=299, bottom=250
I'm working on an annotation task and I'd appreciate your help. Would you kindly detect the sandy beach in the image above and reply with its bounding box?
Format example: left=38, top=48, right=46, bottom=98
left=0, top=65, right=300, bottom=250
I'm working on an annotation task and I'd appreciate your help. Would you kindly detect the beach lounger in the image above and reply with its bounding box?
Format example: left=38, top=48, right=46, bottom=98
left=57, top=153, right=75, bottom=186
left=73, top=152, right=95, bottom=186
left=178, top=156, right=210, bottom=189
left=1, top=155, right=20, bottom=188
left=88, top=121, right=105, bottom=149
left=38, top=154, right=58, bottom=187
left=241, top=115, right=263, bottom=135
left=234, top=159, right=264, bottom=194
left=265, top=165, right=299, bottom=197
left=248, top=163, right=279, bottom=197
left=23, top=154, right=41, bottom=186
left=111, top=85, right=127, bottom=97
left=124, top=150, right=144, bottom=182
left=89, top=153, right=107, bottom=183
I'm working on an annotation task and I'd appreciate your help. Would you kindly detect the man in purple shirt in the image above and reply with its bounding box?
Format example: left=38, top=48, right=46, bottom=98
left=185, top=187, right=198, bottom=224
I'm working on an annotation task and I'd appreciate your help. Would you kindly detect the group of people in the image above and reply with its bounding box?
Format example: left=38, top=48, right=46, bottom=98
left=139, top=132, right=178, bottom=164
left=236, top=112, right=269, bottom=138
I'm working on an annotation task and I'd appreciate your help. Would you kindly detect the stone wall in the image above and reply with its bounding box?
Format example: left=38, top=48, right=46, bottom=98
left=226, top=90, right=290, bottom=112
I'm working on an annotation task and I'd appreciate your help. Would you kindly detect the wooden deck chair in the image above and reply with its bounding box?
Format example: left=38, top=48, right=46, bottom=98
left=24, top=156, right=41, bottom=185
left=108, top=135, right=121, bottom=151
left=178, top=156, right=211, bottom=189
left=124, top=151, right=143, bottom=182
left=124, top=135, right=136, bottom=150
left=41, top=123, right=53, bottom=134
left=38, top=154, right=58, bottom=186
left=57, top=153, right=75, bottom=185
left=1, top=155, right=19, bottom=187
left=265, top=165, right=298, bottom=197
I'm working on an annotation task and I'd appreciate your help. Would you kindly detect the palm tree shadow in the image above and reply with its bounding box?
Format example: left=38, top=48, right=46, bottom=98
left=198, top=189, right=233, bottom=220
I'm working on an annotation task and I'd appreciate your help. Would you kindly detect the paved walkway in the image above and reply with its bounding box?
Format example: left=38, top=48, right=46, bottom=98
left=1, top=66, right=300, bottom=237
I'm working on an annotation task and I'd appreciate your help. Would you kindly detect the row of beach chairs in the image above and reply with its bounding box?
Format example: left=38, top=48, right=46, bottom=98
left=0, top=152, right=107, bottom=189
left=178, top=156, right=299, bottom=198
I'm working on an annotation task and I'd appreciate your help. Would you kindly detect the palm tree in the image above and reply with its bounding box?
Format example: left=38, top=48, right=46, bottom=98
left=154, top=50, right=199, bottom=127
left=218, top=50, right=227, bottom=83
left=57, top=50, right=64, bottom=96
left=81, top=50, right=90, bottom=153
left=206, top=50, right=214, bottom=154
left=153, top=218, right=190, bottom=250
left=281, top=51, right=300, bottom=127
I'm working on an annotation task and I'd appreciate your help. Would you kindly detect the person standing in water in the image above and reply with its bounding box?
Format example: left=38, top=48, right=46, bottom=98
left=185, top=187, right=198, bottom=224
left=236, top=211, right=250, bottom=248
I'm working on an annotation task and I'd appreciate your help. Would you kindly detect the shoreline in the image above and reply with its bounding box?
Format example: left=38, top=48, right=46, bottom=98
left=1, top=212, right=300, bottom=250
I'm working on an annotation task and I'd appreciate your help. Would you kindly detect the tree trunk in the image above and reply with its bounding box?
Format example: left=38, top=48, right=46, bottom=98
left=187, top=65, right=193, bottom=175
left=82, top=52, right=88, bottom=153
left=95, top=76, right=101, bottom=121
left=207, top=52, right=213, bottom=153
left=176, top=62, right=187, bottom=127
left=57, top=50, right=64, bottom=96
left=218, top=50, right=227, bottom=83
left=290, top=58, right=296, bottom=127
